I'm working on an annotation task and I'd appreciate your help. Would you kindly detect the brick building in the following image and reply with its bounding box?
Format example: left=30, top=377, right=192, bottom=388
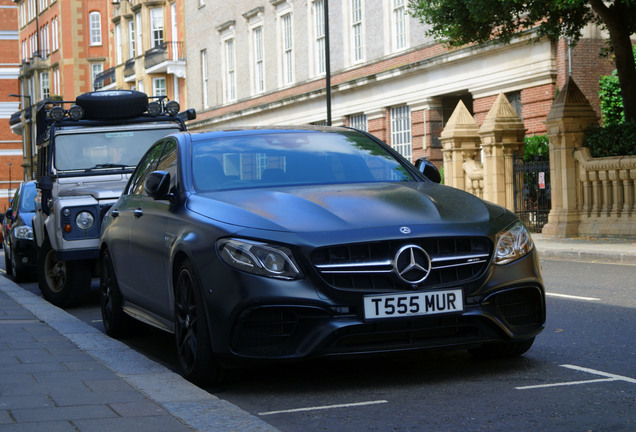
left=1, top=0, right=21, bottom=210
left=94, top=0, right=187, bottom=106
left=184, top=0, right=615, bottom=167
left=10, top=0, right=111, bottom=180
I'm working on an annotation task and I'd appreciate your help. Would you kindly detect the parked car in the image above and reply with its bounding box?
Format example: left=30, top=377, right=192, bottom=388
left=3, top=181, right=37, bottom=282
left=99, top=126, right=546, bottom=384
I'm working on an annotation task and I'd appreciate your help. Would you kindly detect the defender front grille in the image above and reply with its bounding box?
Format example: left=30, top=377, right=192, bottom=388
left=312, top=237, right=492, bottom=292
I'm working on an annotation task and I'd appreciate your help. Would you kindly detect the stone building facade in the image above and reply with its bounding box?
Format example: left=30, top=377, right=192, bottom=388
left=184, top=0, right=615, bottom=167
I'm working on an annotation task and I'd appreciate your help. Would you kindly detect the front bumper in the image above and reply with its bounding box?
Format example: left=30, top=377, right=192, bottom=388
left=202, top=249, right=545, bottom=363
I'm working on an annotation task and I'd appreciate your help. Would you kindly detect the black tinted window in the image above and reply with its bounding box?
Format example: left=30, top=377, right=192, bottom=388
left=128, top=140, right=166, bottom=196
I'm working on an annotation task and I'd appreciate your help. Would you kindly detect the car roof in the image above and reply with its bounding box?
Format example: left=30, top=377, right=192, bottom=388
left=186, top=125, right=355, bottom=142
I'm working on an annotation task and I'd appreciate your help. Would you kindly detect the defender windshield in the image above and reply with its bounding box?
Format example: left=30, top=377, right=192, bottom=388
left=192, top=130, right=416, bottom=192
left=54, top=127, right=180, bottom=171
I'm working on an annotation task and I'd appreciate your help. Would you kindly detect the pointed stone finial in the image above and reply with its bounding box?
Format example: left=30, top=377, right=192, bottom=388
left=479, top=93, right=525, bottom=132
left=546, top=77, right=597, bottom=123
left=441, top=100, right=479, bottom=138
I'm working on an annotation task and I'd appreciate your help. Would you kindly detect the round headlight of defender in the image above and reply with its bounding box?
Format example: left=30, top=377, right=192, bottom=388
left=50, top=106, right=65, bottom=121
left=165, top=100, right=180, bottom=116
left=147, top=101, right=162, bottom=116
left=75, top=211, right=95, bottom=231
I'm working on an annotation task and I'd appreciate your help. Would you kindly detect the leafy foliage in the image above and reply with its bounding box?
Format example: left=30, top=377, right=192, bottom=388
left=598, top=46, right=636, bottom=126
left=583, top=121, right=636, bottom=157
left=523, top=134, right=549, bottom=161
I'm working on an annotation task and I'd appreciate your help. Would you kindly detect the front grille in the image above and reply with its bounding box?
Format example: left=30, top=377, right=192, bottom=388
left=493, top=287, right=545, bottom=328
left=311, top=237, right=492, bottom=292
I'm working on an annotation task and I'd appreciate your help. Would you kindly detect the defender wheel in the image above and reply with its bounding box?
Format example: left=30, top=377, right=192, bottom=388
left=174, top=260, right=227, bottom=385
left=37, top=240, right=91, bottom=308
left=468, top=337, right=536, bottom=359
left=100, top=249, right=129, bottom=338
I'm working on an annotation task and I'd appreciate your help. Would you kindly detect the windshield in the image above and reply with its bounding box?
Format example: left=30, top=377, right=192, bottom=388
left=54, top=128, right=180, bottom=171
left=192, top=130, right=416, bottom=192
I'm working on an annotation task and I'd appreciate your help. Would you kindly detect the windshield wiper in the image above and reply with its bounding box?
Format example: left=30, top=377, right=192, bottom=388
left=88, top=163, right=130, bottom=170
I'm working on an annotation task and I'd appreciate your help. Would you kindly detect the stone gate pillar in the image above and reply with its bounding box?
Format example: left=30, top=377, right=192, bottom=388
left=440, top=100, right=481, bottom=190
left=479, top=93, right=525, bottom=210
left=542, top=77, right=598, bottom=237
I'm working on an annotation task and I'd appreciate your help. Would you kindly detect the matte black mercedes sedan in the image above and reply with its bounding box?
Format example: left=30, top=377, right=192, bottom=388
left=99, top=126, right=545, bottom=384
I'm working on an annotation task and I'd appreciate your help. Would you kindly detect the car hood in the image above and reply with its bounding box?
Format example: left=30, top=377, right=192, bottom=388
left=58, top=179, right=128, bottom=200
left=187, top=182, right=506, bottom=233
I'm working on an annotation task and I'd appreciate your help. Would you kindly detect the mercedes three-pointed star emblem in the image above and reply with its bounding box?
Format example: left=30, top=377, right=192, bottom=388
left=393, top=244, right=432, bottom=285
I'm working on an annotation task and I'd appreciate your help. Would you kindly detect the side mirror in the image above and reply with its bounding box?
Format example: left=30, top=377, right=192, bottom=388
left=414, top=158, right=442, bottom=184
left=144, top=171, right=172, bottom=200
left=37, top=175, right=53, bottom=191
left=177, top=108, right=196, bottom=121
left=5, top=209, right=13, bottom=221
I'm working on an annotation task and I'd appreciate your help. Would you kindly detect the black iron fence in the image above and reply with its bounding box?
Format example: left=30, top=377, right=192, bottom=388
left=513, top=154, right=551, bottom=232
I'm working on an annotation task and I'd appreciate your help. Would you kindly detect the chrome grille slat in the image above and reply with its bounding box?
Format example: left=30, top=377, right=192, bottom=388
left=311, top=237, right=492, bottom=292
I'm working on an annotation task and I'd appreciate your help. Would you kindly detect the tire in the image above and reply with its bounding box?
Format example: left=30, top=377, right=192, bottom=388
left=100, top=249, right=130, bottom=338
left=4, top=246, right=12, bottom=276
left=10, top=248, right=29, bottom=283
left=174, top=260, right=227, bottom=385
left=468, top=337, right=536, bottom=359
left=75, top=90, right=148, bottom=120
left=37, top=239, right=91, bottom=308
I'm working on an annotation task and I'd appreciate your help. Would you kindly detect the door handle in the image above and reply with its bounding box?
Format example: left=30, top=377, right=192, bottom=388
left=134, top=208, right=143, bottom=218
left=111, top=209, right=119, bottom=218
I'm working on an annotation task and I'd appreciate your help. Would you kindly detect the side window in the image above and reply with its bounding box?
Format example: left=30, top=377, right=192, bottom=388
left=155, top=139, right=178, bottom=194
left=127, top=140, right=166, bottom=196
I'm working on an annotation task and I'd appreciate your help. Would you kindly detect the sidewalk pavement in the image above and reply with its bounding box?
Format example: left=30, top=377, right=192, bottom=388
left=0, top=236, right=634, bottom=431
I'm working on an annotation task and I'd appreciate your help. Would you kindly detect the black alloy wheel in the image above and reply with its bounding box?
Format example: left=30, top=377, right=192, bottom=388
left=174, top=260, right=224, bottom=385
left=100, top=249, right=129, bottom=338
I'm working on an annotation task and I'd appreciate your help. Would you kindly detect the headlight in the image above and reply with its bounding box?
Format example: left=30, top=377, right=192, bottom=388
left=217, top=238, right=302, bottom=280
left=494, top=221, right=534, bottom=265
left=75, top=211, right=95, bottom=230
left=14, top=225, right=33, bottom=240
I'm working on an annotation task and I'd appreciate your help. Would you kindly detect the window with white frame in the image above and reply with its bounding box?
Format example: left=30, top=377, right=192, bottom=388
left=115, top=23, right=122, bottom=64
left=40, top=71, right=50, bottom=99
left=53, top=68, right=60, bottom=95
left=281, top=13, right=293, bottom=85
left=135, top=13, right=142, bottom=53
left=138, top=79, right=144, bottom=93
left=390, top=106, right=411, bottom=161
left=253, top=26, right=264, bottom=94
left=89, top=11, right=102, bottom=46
left=91, top=63, right=103, bottom=90
left=312, top=0, right=326, bottom=75
left=52, top=16, right=59, bottom=51
left=128, top=20, right=136, bottom=58
left=349, top=113, right=367, bottom=131
left=201, top=49, right=209, bottom=108
left=391, top=0, right=407, bottom=52
left=351, top=0, right=364, bottom=63
left=40, top=23, right=49, bottom=56
left=150, top=8, right=164, bottom=48
left=224, top=38, right=236, bottom=102
left=152, top=77, right=166, bottom=97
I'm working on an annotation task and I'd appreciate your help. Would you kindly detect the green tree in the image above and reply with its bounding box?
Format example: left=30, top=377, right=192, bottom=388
left=598, top=46, right=636, bottom=126
left=408, top=0, right=636, bottom=123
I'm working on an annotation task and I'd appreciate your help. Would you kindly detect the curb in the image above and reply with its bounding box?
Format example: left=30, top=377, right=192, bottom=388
left=0, top=280, right=279, bottom=432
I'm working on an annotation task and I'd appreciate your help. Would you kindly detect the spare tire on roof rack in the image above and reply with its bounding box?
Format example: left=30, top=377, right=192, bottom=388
left=75, top=90, right=148, bottom=120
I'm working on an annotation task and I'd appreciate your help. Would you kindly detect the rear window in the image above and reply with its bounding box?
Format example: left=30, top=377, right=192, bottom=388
left=191, top=131, right=415, bottom=191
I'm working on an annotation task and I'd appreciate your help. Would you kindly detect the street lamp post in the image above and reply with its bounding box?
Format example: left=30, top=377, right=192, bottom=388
left=8, top=163, right=11, bottom=205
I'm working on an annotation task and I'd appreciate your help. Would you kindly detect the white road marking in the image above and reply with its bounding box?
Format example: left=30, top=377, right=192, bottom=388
left=517, top=364, right=636, bottom=390
left=546, top=292, right=600, bottom=301
left=258, top=400, right=388, bottom=416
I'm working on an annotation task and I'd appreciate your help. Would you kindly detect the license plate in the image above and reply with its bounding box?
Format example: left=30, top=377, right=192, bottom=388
left=363, top=289, right=463, bottom=319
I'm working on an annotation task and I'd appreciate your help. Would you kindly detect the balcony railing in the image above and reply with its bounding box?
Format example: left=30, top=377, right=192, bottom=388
left=124, top=58, right=136, bottom=78
left=93, top=67, right=116, bottom=90
left=144, top=41, right=185, bottom=70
